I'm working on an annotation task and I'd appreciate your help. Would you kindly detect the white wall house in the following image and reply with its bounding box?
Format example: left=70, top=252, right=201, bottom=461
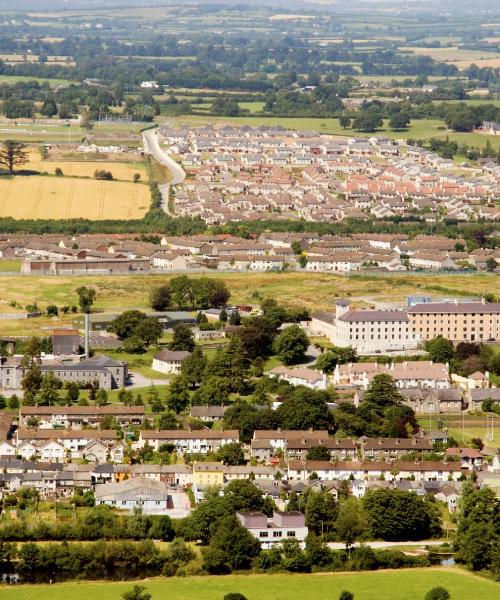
left=152, top=349, right=191, bottom=375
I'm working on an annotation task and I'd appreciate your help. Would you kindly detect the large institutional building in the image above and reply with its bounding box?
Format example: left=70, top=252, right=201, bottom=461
left=311, top=299, right=500, bottom=354
left=407, top=300, right=500, bottom=343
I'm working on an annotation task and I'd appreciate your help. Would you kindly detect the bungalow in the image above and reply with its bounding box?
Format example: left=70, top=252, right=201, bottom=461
left=268, top=366, right=328, bottom=391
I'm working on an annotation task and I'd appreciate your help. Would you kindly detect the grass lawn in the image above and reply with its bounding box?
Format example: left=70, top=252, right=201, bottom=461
left=105, top=348, right=170, bottom=381
left=0, top=568, right=498, bottom=600
left=0, top=75, right=73, bottom=86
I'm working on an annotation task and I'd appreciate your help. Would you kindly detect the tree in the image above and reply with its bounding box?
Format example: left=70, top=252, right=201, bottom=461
left=353, top=111, right=383, bottom=133
left=76, top=286, right=96, bottom=314
left=425, top=336, right=454, bottom=363
left=111, top=310, right=147, bottom=340
left=46, top=305, right=58, bottom=316
left=219, top=308, right=228, bottom=323
left=167, top=375, right=190, bottom=413
left=335, top=497, right=366, bottom=552
left=81, top=111, right=94, bottom=132
left=217, top=442, right=245, bottom=465
left=277, top=388, right=333, bottom=431
left=339, top=593, right=354, bottom=600
left=304, top=490, right=338, bottom=535
left=229, top=309, right=241, bottom=326
left=204, top=514, right=261, bottom=572
left=291, top=240, right=303, bottom=255
left=389, top=113, right=410, bottom=131
left=224, top=595, right=248, bottom=600
left=155, top=410, right=180, bottom=430
left=298, top=255, right=308, bottom=269
left=306, top=445, right=331, bottom=461
left=170, top=324, right=195, bottom=352
left=486, top=258, right=497, bottom=272
left=150, top=284, right=172, bottom=311
left=339, top=115, right=351, bottom=129
left=96, top=388, right=109, bottom=407
left=65, top=382, right=80, bottom=405
left=362, top=373, right=404, bottom=408
left=237, top=316, right=276, bottom=359
left=180, top=346, right=207, bottom=389
left=425, top=588, right=450, bottom=600
left=41, top=98, right=57, bottom=118
left=38, top=372, right=63, bottom=405
left=272, top=325, right=309, bottom=365
left=135, top=317, right=163, bottom=345
left=363, top=489, right=442, bottom=541
left=192, top=375, right=230, bottom=406
left=0, top=140, right=29, bottom=174
left=224, top=479, right=266, bottom=513
left=122, top=586, right=152, bottom=600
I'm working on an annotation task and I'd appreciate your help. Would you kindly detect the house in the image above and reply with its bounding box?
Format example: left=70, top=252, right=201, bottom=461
left=360, top=437, right=433, bottom=460
left=19, top=405, right=145, bottom=429
left=237, top=511, right=308, bottom=549
left=95, top=476, right=181, bottom=515
left=83, top=440, right=108, bottom=464
left=467, top=388, right=500, bottom=411
left=268, top=366, right=328, bottom=391
left=190, top=405, right=229, bottom=422
left=446, top=447, right=484, bottom=471
left=152, top=349, right=191, bottom=375
left=136, top=429, right=239, bottom=453
left=192, top=461, right=224, bottom=501
left=110, top=443, right=126, bottom=464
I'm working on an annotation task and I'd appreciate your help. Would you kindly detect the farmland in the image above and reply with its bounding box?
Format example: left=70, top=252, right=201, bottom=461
left=25, top=151, right=147, bottom=182
left=0, top=176, right=150, bottom=220
left=0, top=569, right=498, bottom=600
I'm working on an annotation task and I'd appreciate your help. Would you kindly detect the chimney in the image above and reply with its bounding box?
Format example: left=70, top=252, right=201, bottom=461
left=84, top=313, right=90, bottom=359
left=481, top=297, right=486, bottom=305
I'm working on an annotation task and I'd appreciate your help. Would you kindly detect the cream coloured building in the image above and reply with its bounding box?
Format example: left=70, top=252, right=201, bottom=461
left=407, top=300, right=500, bottom=342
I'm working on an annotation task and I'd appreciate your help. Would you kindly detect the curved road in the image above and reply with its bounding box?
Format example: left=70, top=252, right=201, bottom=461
left=142, top=127, right=186, bottom=213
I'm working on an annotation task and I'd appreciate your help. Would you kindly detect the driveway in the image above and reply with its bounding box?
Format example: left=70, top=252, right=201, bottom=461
left=327, top=540, right=445, bottom=550
left=142, top=127, right=185, bottom=214
left=128, top=371, right=170, bottom=389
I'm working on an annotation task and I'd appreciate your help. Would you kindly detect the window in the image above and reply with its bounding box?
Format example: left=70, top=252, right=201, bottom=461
left=259, top=531, right=269, bottom=538
left=287, top=531, right=296, bottom=537
left=273, top=531, right=282, bottom=538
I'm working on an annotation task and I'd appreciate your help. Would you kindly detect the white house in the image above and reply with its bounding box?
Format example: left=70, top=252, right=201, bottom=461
left=152, top=349, right=191, bottom=375
left=237, top=511, right=308, bottom=549
left=95, top=476, right=173, bottom=514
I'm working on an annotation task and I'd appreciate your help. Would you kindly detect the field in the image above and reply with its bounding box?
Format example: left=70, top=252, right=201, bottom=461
left=25, top=151, right=147, bottom=182
left=0, top=176, right=150, bottom=220
left=0, top=272, right=499, bottom=336
left=0, top=569, right=498, bottom=600
left=399, top=46, right=500, bottom=68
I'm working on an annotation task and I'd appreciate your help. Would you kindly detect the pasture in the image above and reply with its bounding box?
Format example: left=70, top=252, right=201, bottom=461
left=0, top=569, right=498, bottom=600
left=0, top=176, right=150, bottom=220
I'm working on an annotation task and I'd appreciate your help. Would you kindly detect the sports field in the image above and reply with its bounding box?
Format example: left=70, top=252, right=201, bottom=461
left=0, top=569, right=497, bottom=600
left=0, top=176, right=150, bottom=220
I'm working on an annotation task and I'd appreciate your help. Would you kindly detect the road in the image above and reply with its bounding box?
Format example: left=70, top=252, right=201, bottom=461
left=327, top=540, right=445, bottom=550
left=142, top=127, right=186, bottom=214
left=128, top=371, right=170, bottom=389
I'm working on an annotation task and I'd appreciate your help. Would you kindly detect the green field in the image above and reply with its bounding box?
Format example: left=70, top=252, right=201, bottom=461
left=0, top=75, right=73, bottom=86
left=0, top=569, right=497, bottom=600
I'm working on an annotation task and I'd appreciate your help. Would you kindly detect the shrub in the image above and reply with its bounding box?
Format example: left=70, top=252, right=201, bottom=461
left=54, top=167, right=63, bottom=176
left=94, top=169, right=113, bottom=180
left=425, top=588, right=450, bottom=600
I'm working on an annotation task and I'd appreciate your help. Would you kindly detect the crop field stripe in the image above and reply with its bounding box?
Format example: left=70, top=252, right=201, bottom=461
left=65, top=179, right=75, bottom=218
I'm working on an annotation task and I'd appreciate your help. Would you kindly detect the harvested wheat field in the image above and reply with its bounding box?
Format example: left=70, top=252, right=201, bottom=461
left=0, top=176, right=150, bottom=220
left=26, top=151, right=147, bottom=181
